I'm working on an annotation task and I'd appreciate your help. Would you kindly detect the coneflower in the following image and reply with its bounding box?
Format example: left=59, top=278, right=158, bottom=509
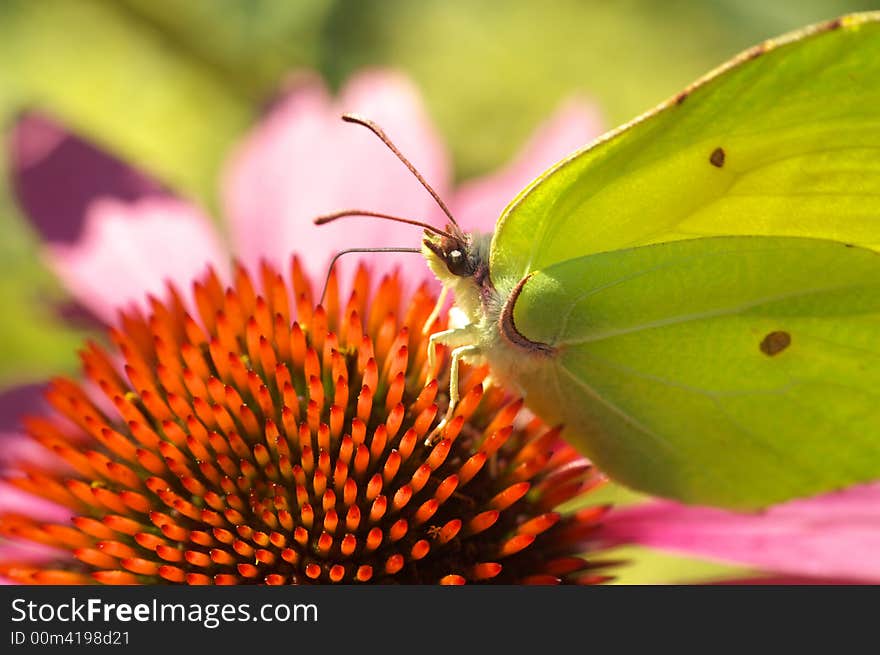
left=0, top=259, right=613, bottom=585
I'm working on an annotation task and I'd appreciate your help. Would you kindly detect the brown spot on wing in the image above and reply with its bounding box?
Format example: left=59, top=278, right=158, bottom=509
left=760, top=331, right=791, bottom=356
left=710, top=147, right=726, bottom=167
left=499, top=275, right=555, bottom=356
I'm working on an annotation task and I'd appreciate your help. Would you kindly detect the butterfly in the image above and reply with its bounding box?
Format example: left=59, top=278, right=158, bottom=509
left=319, top=13, right=880, bottom=510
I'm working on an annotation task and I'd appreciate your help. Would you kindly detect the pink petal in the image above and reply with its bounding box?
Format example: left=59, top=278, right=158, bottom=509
left=0, top=539, right=69, bottom=566
left=0, top=383, right=96, bottom=475
left=9, top=112, right=165, bottom=245
left=0, top=385, right=70, bottom=474
left=451, top=99, right=603, bottom=232
left=0, top=384, right=48, bottom=433
left=46, top=197, right=229, bottom=324
left=223, top=69, right=451, bottom=288
left=0, top=481, right=72, bottom=523
left=601, top=483, right=880, bottom=582
left=0, top=432, right=71, bottom=475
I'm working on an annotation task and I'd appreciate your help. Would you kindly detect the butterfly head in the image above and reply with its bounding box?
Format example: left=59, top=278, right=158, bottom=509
left=422, top=225, right=479, bottom=279
left=423, top=225, right=492, bottom=296
left=422, top=226, right=492, bottom=324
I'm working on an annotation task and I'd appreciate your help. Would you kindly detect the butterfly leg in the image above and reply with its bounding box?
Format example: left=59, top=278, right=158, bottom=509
left=425, top=343, right=481, bottom=445
left=426, top=324, right=478, bottom=378
left=421, top=285, right=448, bottom=336
left=427, top=328, right=455, bottom=376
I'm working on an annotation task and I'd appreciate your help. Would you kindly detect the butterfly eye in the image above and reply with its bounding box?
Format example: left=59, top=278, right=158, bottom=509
left=445, top=249, right=471, bottom=276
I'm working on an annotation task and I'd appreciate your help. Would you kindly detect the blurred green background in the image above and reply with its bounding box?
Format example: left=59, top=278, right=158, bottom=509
left=0, top=0, right=876, bottom=583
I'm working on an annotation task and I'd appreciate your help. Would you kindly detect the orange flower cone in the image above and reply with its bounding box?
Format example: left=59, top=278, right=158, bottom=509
left=0, top=259, right=613, bottom=585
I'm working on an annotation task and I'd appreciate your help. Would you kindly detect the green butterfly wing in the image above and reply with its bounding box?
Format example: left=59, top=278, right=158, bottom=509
left=481, top=13, right=880, bottom=508
left=509, top=236, right=880, bottom=509
left=490, top=13, right=880, bottom=284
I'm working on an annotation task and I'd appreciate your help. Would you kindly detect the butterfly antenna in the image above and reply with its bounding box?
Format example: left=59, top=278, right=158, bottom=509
left=341, top=113, right=460, bottom=229
left=315, top=209, right=456, bottom=240
left=319, top=247, right=422, bottom=305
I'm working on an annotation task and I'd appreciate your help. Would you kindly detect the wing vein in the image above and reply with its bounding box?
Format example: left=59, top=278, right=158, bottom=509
left=560, top=281, right=874, bottom=346
left=556, top=363, right=677, bottom=456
